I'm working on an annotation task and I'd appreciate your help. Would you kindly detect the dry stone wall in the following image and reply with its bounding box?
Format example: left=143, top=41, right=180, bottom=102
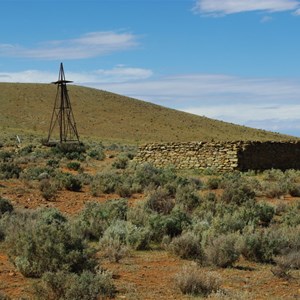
left=135, top=141, right=300, bottom=171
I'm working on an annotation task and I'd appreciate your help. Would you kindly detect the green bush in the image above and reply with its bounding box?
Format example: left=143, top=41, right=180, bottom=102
left=99, top=235, right=129, bottom=263
left=239, top=226, right=292, bottom=263
left=34, top=270, right=116, bottom=300
left=0, top=151, right=13, bottom=162
left=72, top=202, right=109, bottom=240
left=168, top=231, right=203, bottom=261
left=112, top=154, right=129, bottom=169
left=149, top=208, right=191, bottom=241
left=206, top=177, right=221, bottom=190
left=221, top=179, right=255, bottom=205
left=87, top=148, right=105, bottom=161
left=0, top=198, right=13, bottom=215
left=39, top=179, right=58, bottom=201
left=51, top=143, right=86, bottom=161
left=175, top=184, right=201, bottom=212
left=64, top=174, right=82, bottom=192
left=0, top=162, right=21, bottom=179
left=282, top=202, right=300, bottom=227
left=91, top=171, right=121, bottom=195
left=175, top=265, right=221, bottom=296
left=204, top=232, right=240, bottom=267
left=67, top=161, right=81, bottom=171
left=146, top=187, right=175, bottom=215
left=6, top=211, right=96, bottom=277
left=130, top=163, right=177, bottom=191
left=289, top=184, right=300, bottom=197
left=100, top=220, right=151, bottom=251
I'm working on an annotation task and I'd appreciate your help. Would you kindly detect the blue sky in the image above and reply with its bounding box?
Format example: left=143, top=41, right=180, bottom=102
left=1, top=0, right=300, bottom=136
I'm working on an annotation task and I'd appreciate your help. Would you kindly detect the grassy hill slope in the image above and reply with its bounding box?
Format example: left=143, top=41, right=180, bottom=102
left=0, top=82, right=294, bottom=143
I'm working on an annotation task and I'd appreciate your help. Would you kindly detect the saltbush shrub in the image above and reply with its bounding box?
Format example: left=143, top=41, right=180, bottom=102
left=6, top=211, right=96, bottom=277
left=175, top=265, right=221, bottom=296
left=282, top=203, right=300, bottom=227
left=99, top=235, right=129, bottom=263
left=100, top=220, right=151, bottom=251
left=67, top=161, right=81, bottom=171
left=175, top=184, right=201, bottom=212
left=87, top=148, right=105, bottom=161
left=204, top=232, right=240, bottom=268
left=149, top=208, right=191, bottom=242
left=34, top=270, right=116, bottom=300
left=206, top=177, right=221, bottom=190
left=0, top=162, right=21, bottom=179
left=0, top=198, right=13, bottom=215
left=63, top=174, right=82, bottom=192
left=39, top=179, right=58, bottom=201
left=289, top=184, right=300, bottom=197
left=146, top=187, right=175, bottom=215
left=168, top=231, right=203, bottom=261
left=239, top=226, right=291, bottom=263
left=221, top=179, right=255, bottom=205
left=91, top=171, right=121, bottom=195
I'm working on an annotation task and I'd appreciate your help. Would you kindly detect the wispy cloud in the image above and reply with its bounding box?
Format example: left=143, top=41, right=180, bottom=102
left=0, top=66, right=152, bottom=84
left=0, top=31, right=138, bottom=60
left=193, top=0, right=300, bottom=16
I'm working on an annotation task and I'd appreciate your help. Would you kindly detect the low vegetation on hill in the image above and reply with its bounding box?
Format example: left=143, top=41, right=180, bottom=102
left=0, top=136, right=299, bottom=299
left=0, top=82, right=295, bottom=143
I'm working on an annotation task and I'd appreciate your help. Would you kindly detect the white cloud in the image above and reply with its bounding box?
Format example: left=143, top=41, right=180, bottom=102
left=0, top=66, right=152, bottom=84
left=193, top=0, right=300, bottom=16
left=0, top=31, right=138, bottom=60
left=260, top=16, right=273, bottom=23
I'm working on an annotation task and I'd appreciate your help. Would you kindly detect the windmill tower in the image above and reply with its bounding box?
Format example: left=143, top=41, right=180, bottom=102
left=46, top=63, right=80, bottom=144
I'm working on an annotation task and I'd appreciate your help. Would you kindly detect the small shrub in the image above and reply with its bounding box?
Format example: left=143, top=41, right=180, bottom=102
left=221, top=180, right=255, bottom=205
left=289, top=184, right=300, bottom=197
left=34, top=270, right=116, bottom=300
left=39, top=179, right=58, bottom=201
left=239, top=226, right=290, bottom=263
left=175, top=265, right=221, bottom=296
left=0, top=162, right=21, bottom=179
left=263, top=182, right=287, bottom=198
left=112, top=154, right=129, bottom=169
left=146, top=187, right=175, bottom=215
left=88, top=148, right=105, bottom=161
left=0, top=198, right=13, bottom=215
left=99, top=235, right=129, bottom=263
left=205, top=233, right=240, bottom=268
left=67, top=161, right=81, bottom=171
left=175, top=185, right=201, bottom=212
left=64, top=175, right=82, bottom=192
left=6, top=212, right=96, bottom=277
left=47, top=159, right=59, bottom=168
left=282, top=203, right=300, bottom=227
left=149, top=208, right=191, bottom=241
left=168, top=231, right=203, bottom=261
left=206, top=177, right=221, bottom=190
left=52, top=143, right=86, bottom=161
left=91, top=171, right=121, bottom=195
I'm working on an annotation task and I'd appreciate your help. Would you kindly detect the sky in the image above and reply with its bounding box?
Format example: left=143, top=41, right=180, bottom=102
left=1, top=0, right=300, bottom=136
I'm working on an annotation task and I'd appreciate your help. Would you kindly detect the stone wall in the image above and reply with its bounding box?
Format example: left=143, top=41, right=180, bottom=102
left=135, top=141, right=300, bottom=171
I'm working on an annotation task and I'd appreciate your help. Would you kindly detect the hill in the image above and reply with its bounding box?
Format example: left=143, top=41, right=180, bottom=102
left=0, top=82, right=294, bottom=143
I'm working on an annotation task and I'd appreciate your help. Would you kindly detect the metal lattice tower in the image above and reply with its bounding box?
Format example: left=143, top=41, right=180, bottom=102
left=47, top=63, right=80, bottom=144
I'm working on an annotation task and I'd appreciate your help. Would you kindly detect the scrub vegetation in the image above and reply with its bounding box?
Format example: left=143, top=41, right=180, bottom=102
left=0, top=135, right=299, bottom=299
